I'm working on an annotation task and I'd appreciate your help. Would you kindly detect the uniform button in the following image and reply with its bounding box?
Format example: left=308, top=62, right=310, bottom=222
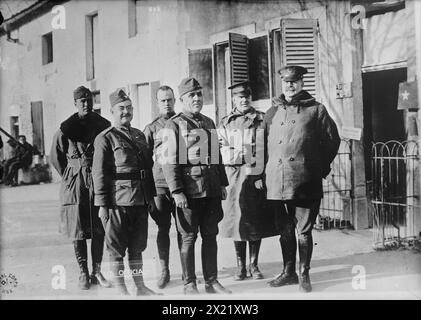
left=291, top=120, right=296, bottom=124
left=289, top=157, right=294, bottom=161
left=278, top=159, right=282, bottom=164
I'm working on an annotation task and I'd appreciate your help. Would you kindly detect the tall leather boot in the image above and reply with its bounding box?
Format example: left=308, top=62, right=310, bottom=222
left=180, top=234, right=197, bottom=287
left=90, top=236, right=112, bottom=288
left=202, top=235, right=232, bottom=294
left=177, top=232, right=185, bottom=282
left=111, top=257, right=129, bottom=296
left=156, top=227, right=170, bottom=289
left=129, top=253, right=160, bottom=296
left=298, top=234, right=313, bottom=293
left=249, top=240, right=263, bottom=279
left=73, top=240, right=90, bottom=290
left=268, top=236, right=298, bottom=287
left=233, top=241, right=247, bottom=281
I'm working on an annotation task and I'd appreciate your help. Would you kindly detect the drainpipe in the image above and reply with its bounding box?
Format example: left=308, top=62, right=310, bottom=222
left=414, top=0, right=421, bottom=238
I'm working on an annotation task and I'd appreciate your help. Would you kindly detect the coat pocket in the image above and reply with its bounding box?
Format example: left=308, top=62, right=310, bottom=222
left=182, top=166, right=204, bottom=195
left=113, top=144, right=135, bottom=166
left=283, top=160, right=321, bottom=186
left=112, top=180, right=144, bottom=205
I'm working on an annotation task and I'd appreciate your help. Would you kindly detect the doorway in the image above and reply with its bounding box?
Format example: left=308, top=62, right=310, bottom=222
left=31, top=101, right=44, bottom=155
left=362, top=67, right=407, bottom=180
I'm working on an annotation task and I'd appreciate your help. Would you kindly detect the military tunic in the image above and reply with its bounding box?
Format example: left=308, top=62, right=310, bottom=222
left=161, top=111, right=228, bottom=285
left=92, top=125, right=156, bottom=258
left=218, top=108, right=278, bottom=241
left=144, top=114, right=175, bottom=190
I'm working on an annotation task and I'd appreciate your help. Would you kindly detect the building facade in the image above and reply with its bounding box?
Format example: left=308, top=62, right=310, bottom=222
left=0, top=0, right=420, bottom=238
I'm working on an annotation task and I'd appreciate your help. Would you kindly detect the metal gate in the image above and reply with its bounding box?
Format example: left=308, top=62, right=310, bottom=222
left=316, top=139, right=353, bottom=230
left=371, top=140, right=420, bottom=248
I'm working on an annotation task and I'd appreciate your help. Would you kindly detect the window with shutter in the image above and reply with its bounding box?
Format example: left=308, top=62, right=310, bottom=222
left=188, top=48, right=213, bottom=105
left=281, top=19, right=319, bottom=98
left=249, top=35, right=270, bottom=101
left=229, top=33, right=249, bottom=87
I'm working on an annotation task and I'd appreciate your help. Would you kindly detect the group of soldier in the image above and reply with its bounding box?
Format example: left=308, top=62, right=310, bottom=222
left=50, top=65, right=340, bottom=296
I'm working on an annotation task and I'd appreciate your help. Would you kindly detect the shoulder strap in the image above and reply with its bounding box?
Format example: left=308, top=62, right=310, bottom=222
left=178, top=113, right=204, bottom=130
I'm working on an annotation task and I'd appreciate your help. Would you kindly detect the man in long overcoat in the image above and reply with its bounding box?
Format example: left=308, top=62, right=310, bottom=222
left=218, top=81, right=278, bottom=281
left=264, top=66, right=340, bottom=292
left=50, top=86, right=111, bottom=290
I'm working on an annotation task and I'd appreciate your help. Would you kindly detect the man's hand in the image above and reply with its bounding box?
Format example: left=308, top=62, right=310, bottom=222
left=221, top=186, right=227, bottom=200
left=173, top=192, right=188, bottom=208
left=148, top=198, right=157, bottom=215
left=254, top=179, right=264, bottom=190
left=98, top=207, right=109, bottom=221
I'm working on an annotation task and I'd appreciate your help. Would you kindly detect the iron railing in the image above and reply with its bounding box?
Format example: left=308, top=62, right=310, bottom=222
left=371, top=140, right=420, bottom=248
left=316, top=139, right=353, bottom=230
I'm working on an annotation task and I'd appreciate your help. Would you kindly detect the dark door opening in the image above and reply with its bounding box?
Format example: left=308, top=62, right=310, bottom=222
left=362, top=67, right=407, bottom=181
left=31, top=101, right=45, bottom=155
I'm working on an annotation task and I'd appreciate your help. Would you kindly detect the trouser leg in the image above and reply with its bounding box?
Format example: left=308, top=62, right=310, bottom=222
left=152, top=194, right=172, bottom=274
left=279, top=202, right=297, bottom=274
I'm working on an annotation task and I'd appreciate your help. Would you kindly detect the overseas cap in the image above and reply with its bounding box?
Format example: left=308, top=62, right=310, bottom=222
left=73, top=86, right=92, bottom=100
left=178, top=77, right=202, bottom=98
left=109, top=89, right=131, bottom=107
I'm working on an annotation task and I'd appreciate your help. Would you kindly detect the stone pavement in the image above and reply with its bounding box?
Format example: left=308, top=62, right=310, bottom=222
left=0, top=183, right=420, bottom=300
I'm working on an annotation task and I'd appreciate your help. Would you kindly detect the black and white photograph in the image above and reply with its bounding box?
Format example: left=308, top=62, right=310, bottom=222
left=0, top=0, right=420, bottom=304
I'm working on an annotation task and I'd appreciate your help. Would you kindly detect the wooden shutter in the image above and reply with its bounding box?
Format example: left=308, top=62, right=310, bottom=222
left=229, top=33, right=249, bottom=86
left=281, top=19, right=319, bottom=97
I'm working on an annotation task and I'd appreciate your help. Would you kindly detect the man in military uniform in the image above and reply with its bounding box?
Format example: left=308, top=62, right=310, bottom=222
left=264, top=66, right=340, bottom=292
left=50, top=86, right=112, bottom=290
left=162, top=77, right=231, bottom=295
left=218, top=81, right=278, bottom=281
left=144, top=85, right=181, bottom=289
left=92, top=89, right=159, bottom=296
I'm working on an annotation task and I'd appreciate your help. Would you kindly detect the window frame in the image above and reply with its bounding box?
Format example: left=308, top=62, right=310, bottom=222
left=41, top=32, right=53, bottom=65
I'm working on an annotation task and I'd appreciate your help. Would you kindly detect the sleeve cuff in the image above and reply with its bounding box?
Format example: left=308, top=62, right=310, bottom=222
left=94, top=194, right=110, bottom=207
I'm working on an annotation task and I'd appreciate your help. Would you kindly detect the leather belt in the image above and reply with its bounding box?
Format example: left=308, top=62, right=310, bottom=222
left=113, top=170, right=146, bottom=180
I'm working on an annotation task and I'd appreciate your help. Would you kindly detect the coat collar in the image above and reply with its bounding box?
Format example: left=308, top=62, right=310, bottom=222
left=60, top=112, right=110, bottom=142
left=224, top=106, right=263, bottom=124
left=272, top=90, right=315, bottom=113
